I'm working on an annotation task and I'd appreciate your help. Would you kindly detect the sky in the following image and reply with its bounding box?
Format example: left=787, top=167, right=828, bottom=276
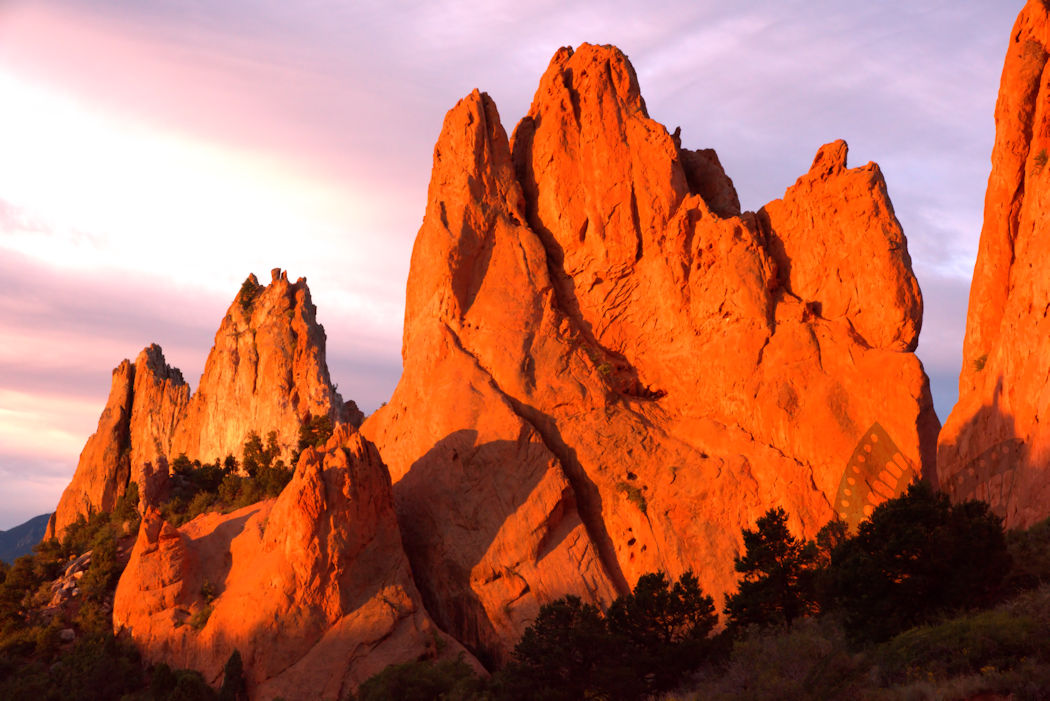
left=0, top=0, right=1026, bottom=529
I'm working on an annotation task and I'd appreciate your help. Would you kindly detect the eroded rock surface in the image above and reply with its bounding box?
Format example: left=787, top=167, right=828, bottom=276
left=171, top=269, right=348, bottom=464
left=113, top=426, right=464, bottom=699
left=48, top=270, right=346, bottom=540
left=940, top=1, right=1050, bottom=527
left=363, top=43, right=938, bottom=661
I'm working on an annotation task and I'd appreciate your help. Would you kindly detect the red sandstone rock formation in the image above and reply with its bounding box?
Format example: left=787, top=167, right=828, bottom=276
left=129, top=345, right=192, bottom=490
left=114, top=426, right=465, bottom=698
left=362, top=43, right=938, bottom=661
left=939, top=1, right=1050, bottom=527
left=46, top=345, right=189, bottom=540
left=48, top=270, right=346, bottom=539
left=171, top=269, right=348, bottom=464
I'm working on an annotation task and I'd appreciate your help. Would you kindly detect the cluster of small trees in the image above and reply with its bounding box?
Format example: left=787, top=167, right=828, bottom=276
left=160, top=431, right=292, bottom=526
left=352, top=572, right=720, bottom=701
left=502, top=572, right=718, bottom=699
left=0, top=472, right=256, bottom=700
left=0, top=486, right=147, bottom=699
left=0, top=415, right=338, bottom=699
left=0, top=458, right=1025, bottom=699
left=725, top=482, right=1009, bottom=643
left=159, top=414, right=334, bottom=525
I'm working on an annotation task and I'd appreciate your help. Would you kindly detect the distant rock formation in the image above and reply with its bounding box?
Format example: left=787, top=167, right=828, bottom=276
left=362, top=43, right=939, bottom=661
left=47, top=347, right=187, bottom=540
left=47, top=270, right=346, bottom=539
left=113, top=426, right=468, bottom=699
left=171, top=269, right=348, bottom=464
left=939, top=0, right=1050, bottom=527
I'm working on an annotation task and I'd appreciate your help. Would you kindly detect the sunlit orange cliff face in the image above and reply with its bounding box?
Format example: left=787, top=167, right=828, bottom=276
left=939, top=0, right=1050, bottom=528
left=360, top=43, right=937, bottom=663
left=50, top=43, right=939, bottom=695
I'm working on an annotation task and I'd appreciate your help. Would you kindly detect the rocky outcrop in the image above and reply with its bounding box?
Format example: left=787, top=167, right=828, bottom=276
left=939, top=1, right=1050, bottom=527
left=114, top=426, right=465, bottom=698
left=171, top=269, right=347, bottom=465
left=48, top=270, right=347, bottom=540
left=47, top=360, right=134, bottom=541
left=47, top=346, right=189, bottom=540
left=362, top=43, right=938, bottom=661
left=129, top=345, right=191, bottom=480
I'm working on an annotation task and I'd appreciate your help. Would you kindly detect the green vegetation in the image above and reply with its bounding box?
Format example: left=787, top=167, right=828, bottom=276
left=159, top=431, right=293, bottom=526
left=689, top=616, right=863, bottom=700
left=688, top=586, right=1050, bottom=700
left=347, top=572, right=721, bottom=701
left=0, top=421, right=311, bottom=698
left=349, top=657, right=486, bottom=701
left=0, top=473, right=256, bottom=700
left=499, top=594, right=618, bottom=700
left=187, top=604, right=213, bottom=631
left=1004, top=514, right=1050, bottom=593
left=603, top=571, right=720, bottom=695
left=8, top=445, right=1050, bottom=699
left=290, top=413, right=335, bottom=466
left=616, top=481, right=648, bottom=515
left=0, top=485, right=223, bottom=700
left=351, top=482, right=1043, bottom=699
left=724, top=507, right=818, bottom=630
left=298, top=413, right=334, bottom=452
left=219, top=650, right=249, bottom=701
left=1035, top=148, right=1048, bottom=172
left=974, top=352, right=989, bottom=371
left=237, top=275, right=263, bottom=314
left=824, top=481, right=1009, bottom=643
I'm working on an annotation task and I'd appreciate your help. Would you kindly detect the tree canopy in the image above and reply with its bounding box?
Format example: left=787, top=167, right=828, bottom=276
left=826, top=481, right=1010, bottom=642
left=724, top=507, right=819, bottom=631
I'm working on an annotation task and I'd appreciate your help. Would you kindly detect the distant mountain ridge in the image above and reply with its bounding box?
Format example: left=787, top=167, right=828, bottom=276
left=0, top=513, right=49, bottom=564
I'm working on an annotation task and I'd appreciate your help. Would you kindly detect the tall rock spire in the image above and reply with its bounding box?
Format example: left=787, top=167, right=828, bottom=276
left=171, top=269, right=348, bottom=464
left=939, top=0, right=1050, bottom=527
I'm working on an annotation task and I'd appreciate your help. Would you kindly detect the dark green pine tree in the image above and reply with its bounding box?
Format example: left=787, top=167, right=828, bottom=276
left=219, top=649, right=248, bottom=701
left=826, top=481, right=1010, bottom=643
left=606, top=571, right=718, bottom=696
left=724, top=507, right=819, bottom=630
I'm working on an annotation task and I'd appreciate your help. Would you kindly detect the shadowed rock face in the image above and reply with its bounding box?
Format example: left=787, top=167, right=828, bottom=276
left=940, top=0, right=1050, bottom=527
left=47, top=269, right=347, bottom=540
left=113, top=426, right=467, bottom=699
left=362, top=43, right=938, bottom=662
